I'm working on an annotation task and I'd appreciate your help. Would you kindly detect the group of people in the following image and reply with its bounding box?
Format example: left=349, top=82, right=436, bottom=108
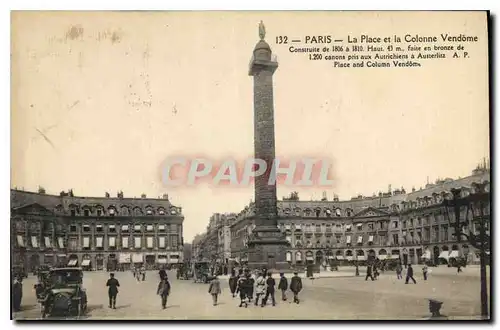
left=132, top=266, right=146, bottom=282
left=222, top=268, right=303, bottom=308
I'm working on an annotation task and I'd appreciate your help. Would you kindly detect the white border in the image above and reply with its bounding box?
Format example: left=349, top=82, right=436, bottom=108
left=3, top=1, right=498, bottom=330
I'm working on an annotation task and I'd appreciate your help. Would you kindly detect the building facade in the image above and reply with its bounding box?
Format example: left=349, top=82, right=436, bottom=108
left=11, top=189, right=184, bottom=272
left=222, top=167, right=490, bottom=267
left=192, top=213, right=235, bottom=264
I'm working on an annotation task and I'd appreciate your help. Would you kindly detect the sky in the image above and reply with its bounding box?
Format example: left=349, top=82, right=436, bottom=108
left=11, top=11, right=490, bottom=241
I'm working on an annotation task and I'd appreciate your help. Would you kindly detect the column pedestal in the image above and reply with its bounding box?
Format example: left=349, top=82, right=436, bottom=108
left=247, top=226, right=290, bottom=272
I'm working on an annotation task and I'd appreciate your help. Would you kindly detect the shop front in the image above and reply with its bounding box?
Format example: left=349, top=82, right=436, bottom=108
left=68, top=254, right=79, bottom=267
left=132, top=253, right=144, bottom=269
left=119, top=253, right=131, bottom=271
left=81, top=254, right=92, bottom=271
left=145, top=254, right=156, bottom=270
left=96, top=254, right=105, bottom=271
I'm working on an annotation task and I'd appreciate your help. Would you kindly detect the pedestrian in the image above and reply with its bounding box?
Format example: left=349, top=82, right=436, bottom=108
left=262, top=272, right=276, bottom=307
left=236, top=273, right=248, bottom=308
left=229, top=269, right=238, bottom=298
left=142, top=265, right=146, bottom=281
left=12, top=276, right=23, bottom=312
left=396, top=263, right=403, bottom=280
left=157, top=275, right=171, bottom=309
left=290, top=271, right=303, bottom=304
left=422, top=265, right=428, bottom=281
left=373, top=264, right=379, bottom=279
left=208, top=275, right=222, bottom=306
left=159, top=266, right=167, bottom=281
left=457, top=264, right=462, bottom=273
left=106, top=273, right=120, bottom=309
left=278, top=272, right=288, bottom=301
left=246, top=272, right=255, bottom=302
left=405, top=264, right=417, bottom=284
left=254, top=271, right=266, bottom=306
left=365, top=265, right=374, bottom=281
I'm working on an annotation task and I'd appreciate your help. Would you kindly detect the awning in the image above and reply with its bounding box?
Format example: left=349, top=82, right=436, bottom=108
left=44, top=237, right=51, bottom=248
left=119, top=253, right=131, bottom=263
left=306, top=256, right=314, bottom=261
left=158, top=225, right=165, bottom=231
left=422, top=250, right=431, bottom=259
left=336, top=256, right=344, bottom=260
left=357, top=236, right=363, bottom=244
left=132, top=253, right=143, bottom=263
left=439, top=251, right=449, bottom=259
left=57, top=254, right=67, bottom=257
left=378, top=255, right=387, bottom=260
left=109, top=225, right=115, bottom=230
left=17, top=235, right=24, bottom=247
left=346, top=256, right=353, bottom=261
left=448, top=250, right=459, bottom=259
left=81, top=260, right=91, bottom=266
left=295, top=225, right=302, bottom=230
left=328, top=256, right=335, bottom=260
left=68, top=259, right=78, bottom=266
left=346, top=236, right=351, bottom=244
left=158, top=258, right=167, bottom=264
left=58, top=237, right=64, bottom=248
left=357, top=256, right=366, bottom=261
left=146, top=225, right=154, bottom=231
left=368, top=236, right=374, bottom=242
left=31, top=236, right=39, bottom=248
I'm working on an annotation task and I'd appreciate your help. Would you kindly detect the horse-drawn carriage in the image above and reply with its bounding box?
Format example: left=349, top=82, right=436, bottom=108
left=37, top=267, right=88, bottom=319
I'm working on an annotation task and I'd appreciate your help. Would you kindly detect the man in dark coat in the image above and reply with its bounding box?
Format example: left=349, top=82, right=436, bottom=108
left=261, top=272, right=276, bottom=307
left=246, top=273, right=255, bottom=302
left=106, top=273, right=120, bottom=309
left=290, top=272, right=303, bottom=304
left=157, top=275, right=171, bottom=309
left=159, top=267, right=167, bottom=280
left=236, top=273, right=248, bottom=307
left=365, top=265, right=375, bottom=281
left=12, top=276, right=23, bottom=312
left=405, top=264, right=417, bottom=284
left=278, top=272, right=288, bottom=301
left=228, top=270, right=238, bottom=297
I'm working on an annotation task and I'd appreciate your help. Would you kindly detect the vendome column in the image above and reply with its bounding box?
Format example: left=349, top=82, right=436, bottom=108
left=247, top=22, right=290, bottom=271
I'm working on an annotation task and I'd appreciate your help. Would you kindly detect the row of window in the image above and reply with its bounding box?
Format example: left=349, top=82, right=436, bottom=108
left=16, top=235, right=180, bottom=250
left=67, top=206, right=178, bottom=217
left=69, top=224, right=179, bottom=233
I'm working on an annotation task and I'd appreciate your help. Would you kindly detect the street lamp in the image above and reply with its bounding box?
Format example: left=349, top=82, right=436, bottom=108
left=443, top=183, right=490, bottom=319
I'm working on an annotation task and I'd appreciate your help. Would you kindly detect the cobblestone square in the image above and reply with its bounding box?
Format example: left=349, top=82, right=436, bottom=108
left=13, top=266, right=488, bottom=320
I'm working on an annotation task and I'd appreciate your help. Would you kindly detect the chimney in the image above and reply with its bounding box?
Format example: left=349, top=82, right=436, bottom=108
left=141, top=193, right=147, bottom=199
left=38, top=186, right=46, bottom=194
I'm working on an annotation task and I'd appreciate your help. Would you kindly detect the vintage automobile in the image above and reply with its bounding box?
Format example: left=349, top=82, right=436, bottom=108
left=40, top=267, right=88, bottom=318
left=193, top=262, right=216, bottom=284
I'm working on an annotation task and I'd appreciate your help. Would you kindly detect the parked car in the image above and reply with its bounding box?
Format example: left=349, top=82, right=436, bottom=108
left=41, top=267, right=88, bottom=318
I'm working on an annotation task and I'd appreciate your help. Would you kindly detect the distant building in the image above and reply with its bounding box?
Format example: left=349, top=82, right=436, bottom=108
left=196, top=166, right=490, bottom=267
left=11, top=189, right=184, bottom=272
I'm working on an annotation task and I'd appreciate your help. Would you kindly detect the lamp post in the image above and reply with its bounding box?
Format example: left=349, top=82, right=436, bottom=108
left=443, top=183, right=490, bottom=319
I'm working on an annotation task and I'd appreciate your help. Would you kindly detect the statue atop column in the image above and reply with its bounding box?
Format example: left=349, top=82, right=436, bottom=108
left=259, top=20, right=266, bottom=40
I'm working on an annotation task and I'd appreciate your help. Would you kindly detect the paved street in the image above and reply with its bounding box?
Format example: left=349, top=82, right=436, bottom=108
left=13, top=267, right=489, bottom=320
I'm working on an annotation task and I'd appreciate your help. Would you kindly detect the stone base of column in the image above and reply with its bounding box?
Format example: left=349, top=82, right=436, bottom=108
left=246, top=226, right=291, bottom=272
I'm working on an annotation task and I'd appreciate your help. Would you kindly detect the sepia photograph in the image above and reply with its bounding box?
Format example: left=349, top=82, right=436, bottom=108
left=10, top=10, right=491, bottom=320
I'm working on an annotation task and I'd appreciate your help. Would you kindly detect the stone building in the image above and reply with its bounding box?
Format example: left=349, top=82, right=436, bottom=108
left=11, top=189, right=184, bottom=272
left=192, top=213, right=236, bottom=264
left=224, top=166, right=490, bottom=267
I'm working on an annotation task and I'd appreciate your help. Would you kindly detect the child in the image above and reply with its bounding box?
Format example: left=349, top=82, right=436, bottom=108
left=422, top=265, right=428, bottom=281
